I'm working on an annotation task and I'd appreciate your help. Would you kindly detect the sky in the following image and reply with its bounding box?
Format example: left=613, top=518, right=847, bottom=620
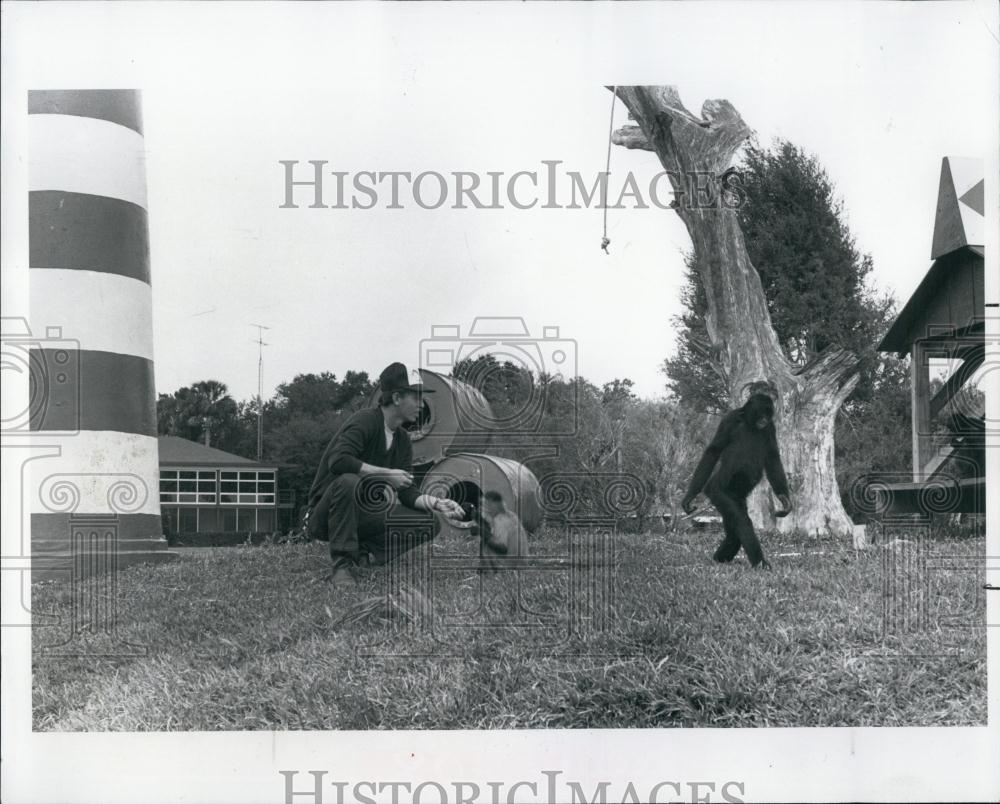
left=3, top=2, right=998, bottom=403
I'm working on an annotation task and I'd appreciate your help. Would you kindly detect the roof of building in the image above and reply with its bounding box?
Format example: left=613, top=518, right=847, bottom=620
left=930, top=157, right=984, bottom=260
left=157, top=436, right=277, bottom=468
left=877, top=245, right=984, bottom=354
left=878, top=156, right=984, bottom=355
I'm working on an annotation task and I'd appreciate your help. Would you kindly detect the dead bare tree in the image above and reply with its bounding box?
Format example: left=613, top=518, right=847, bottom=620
left=611, top=86, right=859, bottom=536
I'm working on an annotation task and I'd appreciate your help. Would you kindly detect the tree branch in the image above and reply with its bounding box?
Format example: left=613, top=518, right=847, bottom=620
left=609, top=85, right=752, bottom=176
left=795, top=345, right=861, bottom=394
left=611, top=125, right=653, bottom=151
left=688, top=334, right=729, bottom=385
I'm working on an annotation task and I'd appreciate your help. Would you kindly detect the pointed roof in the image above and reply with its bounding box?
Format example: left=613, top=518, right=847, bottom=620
left=931, top=157, right=984, bottom=259
left=878, top=156, right=985, bottom=356
left=157, top=435, right=277, bottom=468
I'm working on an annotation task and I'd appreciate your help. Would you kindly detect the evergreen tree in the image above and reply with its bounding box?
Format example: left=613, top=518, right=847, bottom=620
left=662, top=139, right=911, bottom=514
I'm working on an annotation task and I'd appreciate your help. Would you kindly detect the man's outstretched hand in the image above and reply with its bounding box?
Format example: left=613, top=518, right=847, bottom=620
left=680, top=495, right=697, bottom=515
left=433, top=497, right=466, bottom=520
left=775, top=494, right=792, bottom=518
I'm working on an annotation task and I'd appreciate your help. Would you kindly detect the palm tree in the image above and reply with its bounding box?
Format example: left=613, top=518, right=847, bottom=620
left=160, top=380, right=238, bottom=448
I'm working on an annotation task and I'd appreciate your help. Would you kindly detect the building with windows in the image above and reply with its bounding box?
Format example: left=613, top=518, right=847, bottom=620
left=157, top=436, right=294, bottom=535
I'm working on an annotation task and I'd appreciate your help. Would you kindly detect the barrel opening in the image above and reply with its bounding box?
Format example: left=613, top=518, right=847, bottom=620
left=444, top=479, right=482, bottom=511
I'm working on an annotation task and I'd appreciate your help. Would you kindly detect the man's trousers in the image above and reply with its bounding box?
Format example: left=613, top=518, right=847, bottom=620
left=308, top=473, right=440, bottom=564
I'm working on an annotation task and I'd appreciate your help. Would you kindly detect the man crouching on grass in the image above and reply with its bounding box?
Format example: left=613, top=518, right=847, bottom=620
left=306, top=362, right=465, bottom=584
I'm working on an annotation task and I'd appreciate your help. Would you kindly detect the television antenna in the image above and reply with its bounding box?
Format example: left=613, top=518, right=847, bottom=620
left=250, top=323, right=270, bottom=460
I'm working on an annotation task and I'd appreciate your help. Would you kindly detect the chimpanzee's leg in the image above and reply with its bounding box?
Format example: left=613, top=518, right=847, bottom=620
left=730, top=496, right=767, bottom=567
left=706, top=489, right=743, bottom=563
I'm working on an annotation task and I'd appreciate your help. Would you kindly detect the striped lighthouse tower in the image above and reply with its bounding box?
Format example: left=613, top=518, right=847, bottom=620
left=28, top=90, right=174, bottom=576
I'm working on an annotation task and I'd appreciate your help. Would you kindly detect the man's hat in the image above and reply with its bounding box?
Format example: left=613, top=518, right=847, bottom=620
left=378, top=362, right=435, bottom=399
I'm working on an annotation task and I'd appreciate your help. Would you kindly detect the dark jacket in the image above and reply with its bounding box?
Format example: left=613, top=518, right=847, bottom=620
left=307, top=406, right=421, bottom=509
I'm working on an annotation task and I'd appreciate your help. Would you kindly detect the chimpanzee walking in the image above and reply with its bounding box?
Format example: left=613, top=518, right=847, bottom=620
left=680, top=393, right=792, bottom=569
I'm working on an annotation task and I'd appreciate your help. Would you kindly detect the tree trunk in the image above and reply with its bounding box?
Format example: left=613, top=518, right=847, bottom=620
left=611, top=86, right=858, bottom=537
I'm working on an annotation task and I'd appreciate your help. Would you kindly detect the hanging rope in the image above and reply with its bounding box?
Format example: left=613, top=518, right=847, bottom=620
left=601, top=86, right=617, bottom=254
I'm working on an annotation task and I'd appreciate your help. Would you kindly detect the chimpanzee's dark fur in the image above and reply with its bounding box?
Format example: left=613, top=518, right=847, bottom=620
left=683, top=394, right=789, bottom=567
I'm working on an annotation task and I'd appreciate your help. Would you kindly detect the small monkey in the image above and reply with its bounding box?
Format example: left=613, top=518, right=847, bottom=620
left=478, top=490, right=530, bottom=572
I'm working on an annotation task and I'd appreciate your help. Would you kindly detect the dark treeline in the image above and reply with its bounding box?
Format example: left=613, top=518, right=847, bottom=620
left=156, top=362, right=715, bottom=527
left=158, top=371, right=374, bottom=517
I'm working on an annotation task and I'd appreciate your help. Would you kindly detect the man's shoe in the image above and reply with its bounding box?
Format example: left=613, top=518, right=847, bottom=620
left=329, top=554, right=358, bottom=586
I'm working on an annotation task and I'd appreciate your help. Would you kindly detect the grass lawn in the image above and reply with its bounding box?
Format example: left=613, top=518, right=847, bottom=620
left=31, top=525, right=986, bottom=730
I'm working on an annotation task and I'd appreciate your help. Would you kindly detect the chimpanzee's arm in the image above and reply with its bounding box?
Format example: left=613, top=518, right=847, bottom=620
left=684, top=412, right=737, bottom=500
left=764, top=428, right=790, bottom=497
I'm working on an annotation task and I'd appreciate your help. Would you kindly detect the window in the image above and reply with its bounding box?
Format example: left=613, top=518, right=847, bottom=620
left=160, top=469, right=217, bottom=504
left=160, top=470, right=178, bottom=504
left=256, top=509, right=274, bottom=532
left=219, top=470, right=276, bottom=505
